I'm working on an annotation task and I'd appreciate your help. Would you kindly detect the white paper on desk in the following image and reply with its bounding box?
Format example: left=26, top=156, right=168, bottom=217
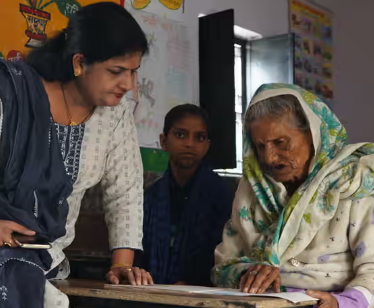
left=205, top=290, right=317, bottom=304
left=106, top=284, right=317, bottom=304
left=107, top=284, right=220, bottom=293
left=145, top=285, right=221, bottom=293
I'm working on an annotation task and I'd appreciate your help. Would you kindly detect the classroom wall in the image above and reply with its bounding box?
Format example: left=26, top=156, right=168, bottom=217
left=183, top=0, right=374, bottom=143
left=185, top=0, right=289, bottom=37
left=313, top=0, right=374, bottom=143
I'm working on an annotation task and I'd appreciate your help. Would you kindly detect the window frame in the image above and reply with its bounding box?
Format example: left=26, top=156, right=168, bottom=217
left=215, top=37, right=248, bottom=176
left=235, top=37, right=248, bottom=116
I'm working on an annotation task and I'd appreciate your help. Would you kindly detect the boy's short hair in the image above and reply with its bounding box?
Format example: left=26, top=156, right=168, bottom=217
left=163, top=104, right=210, bottom=137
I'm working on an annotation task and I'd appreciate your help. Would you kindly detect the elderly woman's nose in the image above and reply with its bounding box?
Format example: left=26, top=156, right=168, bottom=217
left=263, top=145, right=278, bottom=165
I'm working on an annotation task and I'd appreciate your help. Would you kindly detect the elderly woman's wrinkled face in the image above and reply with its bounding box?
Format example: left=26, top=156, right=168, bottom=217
left=249, top=114, right=313, bottom=184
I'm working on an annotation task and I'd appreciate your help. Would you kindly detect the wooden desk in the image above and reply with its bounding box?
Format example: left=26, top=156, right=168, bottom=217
left=52, top=279, right=317, bottom=308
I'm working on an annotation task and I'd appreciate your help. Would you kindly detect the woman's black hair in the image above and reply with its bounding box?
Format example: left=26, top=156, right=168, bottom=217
left=163, top=104, right=211, bottom=137
left=26, top=2, right=149, bottom=82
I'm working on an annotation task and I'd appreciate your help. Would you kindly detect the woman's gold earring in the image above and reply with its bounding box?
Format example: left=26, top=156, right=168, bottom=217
left=74, top=71, right=81, bottom=77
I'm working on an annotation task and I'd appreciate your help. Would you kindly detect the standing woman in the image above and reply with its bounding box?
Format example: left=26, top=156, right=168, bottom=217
left=0, top=2, right=152, bottom=307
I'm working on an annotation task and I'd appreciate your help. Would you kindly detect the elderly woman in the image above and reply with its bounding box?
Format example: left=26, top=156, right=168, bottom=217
left=212, top=83, right=374, bottom=308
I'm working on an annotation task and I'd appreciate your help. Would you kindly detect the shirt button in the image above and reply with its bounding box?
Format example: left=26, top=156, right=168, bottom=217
left=290, top=258, right=302, bottom=267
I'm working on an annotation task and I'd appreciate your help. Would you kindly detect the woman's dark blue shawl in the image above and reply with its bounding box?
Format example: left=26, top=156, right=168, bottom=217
left=0, top=60, right=72, bottom=264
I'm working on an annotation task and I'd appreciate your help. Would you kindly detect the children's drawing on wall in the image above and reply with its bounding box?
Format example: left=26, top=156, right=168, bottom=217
left=131, top=0, right=151, bottom=9
left=0, top=0, right=122, bottom=59
left=128, top=0, right=184, bottom=21
left=125, top=1, right=193, bottom=148
left=158, top=0, right=183, bottom=10
left=6, top=50, right=24, bottom=62
left=135, top=76, right=159, bottom=139
left=139, top=77, right=156, bottom=107
left=20, top=0, right=81, bottom=48
left=131, top=0, right=183, bottom=10
left=146, top=32, right=158, bottom=56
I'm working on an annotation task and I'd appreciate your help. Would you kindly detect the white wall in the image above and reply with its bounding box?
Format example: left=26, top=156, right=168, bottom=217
left=184, top=0, right=288, bottom=37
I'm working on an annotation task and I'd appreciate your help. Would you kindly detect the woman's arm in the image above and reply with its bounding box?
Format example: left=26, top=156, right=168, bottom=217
left=342, top=197, right=374, bottom=307
left=333, top=288, right=370, bottom=308
left=112, top=249, right=134, bottom=266
left=100, top=101, right=150, bottom=284
left=306, top=288, right=369, bottom=308
left=306, top=197, right=374, bottom=308
left=316, top=197, right=374, bottom=308
left=101, top=102, right=143, bottom=255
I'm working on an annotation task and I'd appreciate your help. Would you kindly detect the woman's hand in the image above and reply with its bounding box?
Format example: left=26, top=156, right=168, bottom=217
left=0, top=220, right=35, bottom=247
left=106, top=266, right=154, bottom=286
left=306, top=291, right=338, bottom=308
left=240, top=265, right=281, bottom=294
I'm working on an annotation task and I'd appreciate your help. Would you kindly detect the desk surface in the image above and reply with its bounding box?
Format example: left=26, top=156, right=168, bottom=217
left=53, top=279, right=317, bottom=308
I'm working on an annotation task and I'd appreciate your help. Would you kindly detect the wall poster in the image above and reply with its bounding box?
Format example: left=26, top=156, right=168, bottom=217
left=290, top=0, right=333, bottom=106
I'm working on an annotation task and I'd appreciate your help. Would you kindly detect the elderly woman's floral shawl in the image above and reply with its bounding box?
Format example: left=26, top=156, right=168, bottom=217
left=212, top=84, right=374, bottom=293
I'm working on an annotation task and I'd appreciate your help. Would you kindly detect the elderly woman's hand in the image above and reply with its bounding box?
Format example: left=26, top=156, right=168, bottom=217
left=240, top=265, right=281, bottom=293
left=106, top=266, right=154, bottom=285
left=306, top=291, right=338, bottom=308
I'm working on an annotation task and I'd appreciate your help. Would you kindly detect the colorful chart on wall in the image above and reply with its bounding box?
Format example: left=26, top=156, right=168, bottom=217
left=289, top=0, right=333, bottom=106
left=125, top=0, right=194, bottom=148
left=0, top=0, right=123, bottom=61
left=128, top=0, right=184, bottom=21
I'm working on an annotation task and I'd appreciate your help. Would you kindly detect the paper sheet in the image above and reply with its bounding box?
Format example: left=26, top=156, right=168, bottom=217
left=106, top=284, right=317, bottom=304
left=204, top=290, right=317, bottom=304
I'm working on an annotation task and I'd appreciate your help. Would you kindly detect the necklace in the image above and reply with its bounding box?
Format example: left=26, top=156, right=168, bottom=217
left=61, top=84, right=95, bottom=126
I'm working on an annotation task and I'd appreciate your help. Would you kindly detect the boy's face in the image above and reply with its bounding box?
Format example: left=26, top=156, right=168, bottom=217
left=160, top=114, right=210, bottom=170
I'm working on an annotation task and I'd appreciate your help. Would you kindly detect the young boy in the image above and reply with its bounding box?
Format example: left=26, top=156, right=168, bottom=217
left=141, top=104, right=233, bottom=286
